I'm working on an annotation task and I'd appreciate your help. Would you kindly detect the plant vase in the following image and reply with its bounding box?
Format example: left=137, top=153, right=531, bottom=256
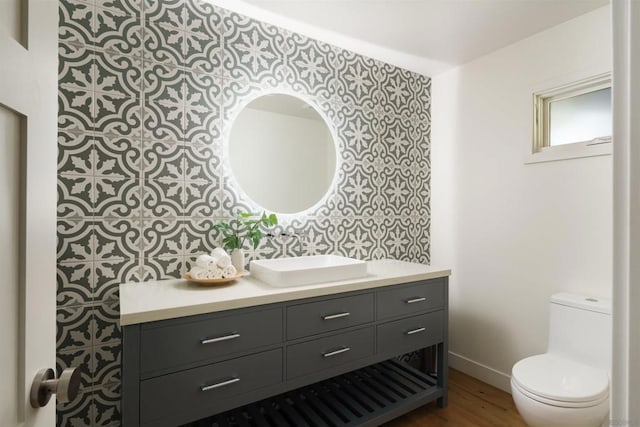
left=231, top=249, right=245, bottom=273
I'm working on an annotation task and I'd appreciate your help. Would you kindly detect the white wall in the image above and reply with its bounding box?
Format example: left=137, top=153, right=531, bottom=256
left=431, top=6, right=612, bottom=391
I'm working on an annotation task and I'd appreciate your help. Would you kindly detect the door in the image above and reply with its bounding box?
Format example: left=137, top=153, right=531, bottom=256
left=0, top=0, right=58, bottom=426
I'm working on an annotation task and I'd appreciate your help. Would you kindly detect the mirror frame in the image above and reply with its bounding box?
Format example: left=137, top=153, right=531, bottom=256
left=223, top=88, right=340, bottom=216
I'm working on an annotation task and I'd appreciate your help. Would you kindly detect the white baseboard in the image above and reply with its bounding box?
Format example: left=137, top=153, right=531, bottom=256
left=448, top=351, right=512, bottom=393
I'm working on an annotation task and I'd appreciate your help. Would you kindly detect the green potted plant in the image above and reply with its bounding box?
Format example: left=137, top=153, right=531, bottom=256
left=212, top=211, right=278, bottom=271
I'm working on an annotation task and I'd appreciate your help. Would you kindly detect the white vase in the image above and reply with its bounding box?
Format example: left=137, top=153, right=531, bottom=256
left=231, top=249, right=245, bottom=273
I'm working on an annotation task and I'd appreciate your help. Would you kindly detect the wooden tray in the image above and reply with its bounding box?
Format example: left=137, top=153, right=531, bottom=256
left=183, top=272, right=243, bottom=285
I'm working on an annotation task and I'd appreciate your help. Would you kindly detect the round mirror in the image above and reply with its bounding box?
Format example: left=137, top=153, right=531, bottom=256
left=228, top=94, right=337, bottom=214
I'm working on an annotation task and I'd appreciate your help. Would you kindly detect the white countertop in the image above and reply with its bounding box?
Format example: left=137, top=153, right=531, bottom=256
left=119, top=259, right=451, bottom=326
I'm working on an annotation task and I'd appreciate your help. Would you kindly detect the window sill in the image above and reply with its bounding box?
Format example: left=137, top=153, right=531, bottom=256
left=525, top=141, right=612, bottom=164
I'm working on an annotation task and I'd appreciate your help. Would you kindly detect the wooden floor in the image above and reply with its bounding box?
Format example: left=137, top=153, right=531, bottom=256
left=384, top=369, right=527, bottom=427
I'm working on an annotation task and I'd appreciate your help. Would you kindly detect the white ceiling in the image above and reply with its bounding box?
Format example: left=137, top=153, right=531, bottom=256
left=226, top=0, right=608, bottom=75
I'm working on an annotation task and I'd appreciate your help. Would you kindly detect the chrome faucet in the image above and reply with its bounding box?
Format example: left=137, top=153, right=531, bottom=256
left=266, top=232, right=307, bottom=257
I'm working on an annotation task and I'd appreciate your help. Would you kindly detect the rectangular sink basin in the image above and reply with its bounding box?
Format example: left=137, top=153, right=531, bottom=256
left=250, top=255, right=368, bottom=287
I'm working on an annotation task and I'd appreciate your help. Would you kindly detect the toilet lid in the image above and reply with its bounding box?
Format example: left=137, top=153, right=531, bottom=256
left=512, top=354, right=609, bottom=403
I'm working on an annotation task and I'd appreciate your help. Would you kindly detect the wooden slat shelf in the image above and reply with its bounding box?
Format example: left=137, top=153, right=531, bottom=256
left=183, top=360, right=442, bottom=427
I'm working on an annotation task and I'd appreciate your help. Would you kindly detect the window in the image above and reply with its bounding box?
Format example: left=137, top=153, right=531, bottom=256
left=530, top=73, right=611, bottom=163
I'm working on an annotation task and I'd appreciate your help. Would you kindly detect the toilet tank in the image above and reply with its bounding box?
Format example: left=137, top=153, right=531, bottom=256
left=547, top=293, right=611, bottom=372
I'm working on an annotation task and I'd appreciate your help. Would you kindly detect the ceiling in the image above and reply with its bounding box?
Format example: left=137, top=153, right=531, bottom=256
left=228, top=0, right=608, bottom=75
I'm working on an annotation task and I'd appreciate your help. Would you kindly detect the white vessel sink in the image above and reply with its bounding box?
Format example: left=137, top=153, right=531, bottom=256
left=250, top=255, right=368, bottom=287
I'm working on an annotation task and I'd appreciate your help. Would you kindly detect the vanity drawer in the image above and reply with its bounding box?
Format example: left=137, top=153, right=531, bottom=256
left=140, top=349, right=282, bottom=426
left=286, top=293, right=374, bottom=340
left=377, top=311, right=444, bottom=356
left=140, top=307, right=282, bottom=374
left=286, top=327, right=374, bottom=379
left=377, top=279, right=444, bottom=320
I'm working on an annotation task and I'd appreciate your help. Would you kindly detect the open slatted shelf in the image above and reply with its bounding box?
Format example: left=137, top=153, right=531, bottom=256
left=184, top=360, right=442, bottom=427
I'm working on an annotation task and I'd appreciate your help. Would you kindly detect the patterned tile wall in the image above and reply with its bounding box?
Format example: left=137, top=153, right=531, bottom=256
left=56, top=0, right=431, bottom=425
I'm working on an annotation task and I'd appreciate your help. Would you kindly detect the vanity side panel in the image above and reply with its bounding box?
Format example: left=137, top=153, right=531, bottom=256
left=122, top=325, right=141, bottom=427
left=437, top=276, right=449, bottom=407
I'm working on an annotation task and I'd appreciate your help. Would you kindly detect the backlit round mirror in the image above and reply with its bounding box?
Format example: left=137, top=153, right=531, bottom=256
left=228, top=94, right=337, bottom=214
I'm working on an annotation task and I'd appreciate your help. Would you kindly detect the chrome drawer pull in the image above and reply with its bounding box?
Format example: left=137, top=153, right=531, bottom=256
left=200, top=377, right=240, bottom=392
left=406, top=327, right=426, bottom=335
left=406, top=297, right=426, bottom=304
left=201, top=333, right=240, bottom=345
left=323, top=347, right=351, bottom=358
left=323, top=312, right=351, bottom=320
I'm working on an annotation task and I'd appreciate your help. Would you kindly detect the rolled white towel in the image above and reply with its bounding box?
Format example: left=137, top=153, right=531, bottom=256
left=222, top=264, right=237, bottom=278
left=208, top=253, right=221, bottom=266
left=189, top=266, right=208, bottom=279
left=210, top=247, right=228, bottom=258
left=206, top=267, right=223, bottom=280
left=195, top=254, right=216, bottom=269
left=216, top=254, right=231, bottom=269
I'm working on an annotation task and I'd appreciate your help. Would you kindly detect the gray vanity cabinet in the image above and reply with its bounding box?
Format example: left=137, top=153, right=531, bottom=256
left=377, top=311, right=444, bottom=355
left=122, top=277, right=449, bottom=427
left=286, top=327, right=376, bottom=379
left=140, top=349, right=283, bottom=425
left=286, top=293, right=375, bottom=339
left=139, top=307, right=283, bottom=376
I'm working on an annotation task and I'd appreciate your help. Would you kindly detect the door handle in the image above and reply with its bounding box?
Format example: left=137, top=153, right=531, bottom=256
left=30, top=367, right=81, bottom=408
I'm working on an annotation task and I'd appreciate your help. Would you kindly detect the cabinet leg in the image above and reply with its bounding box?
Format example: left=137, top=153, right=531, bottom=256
left=436, top=341, right=448, bottom=407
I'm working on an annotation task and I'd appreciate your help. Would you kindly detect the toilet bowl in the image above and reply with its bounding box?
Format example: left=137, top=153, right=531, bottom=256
left=511, top=354, right=609, bottom=427
left=511, top=293, right=611, bottom=427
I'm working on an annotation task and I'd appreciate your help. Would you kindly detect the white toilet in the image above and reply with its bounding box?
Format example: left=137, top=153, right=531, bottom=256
left=511, top=293, right=611, bottom=427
